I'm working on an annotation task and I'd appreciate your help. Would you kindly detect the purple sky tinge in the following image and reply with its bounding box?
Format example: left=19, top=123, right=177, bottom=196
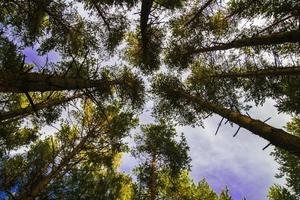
left=22, top=47, right=60, bottom=71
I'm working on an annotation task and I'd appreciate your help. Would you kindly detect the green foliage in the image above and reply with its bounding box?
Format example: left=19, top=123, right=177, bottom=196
left=268, top=185, right=296, bottom=200
left=81, top=0, right=131, bottom=53
left=105, top=15, right=129, bottom=54
left=134, top=122, right=191, bottom=174
left=1, top=0, right=300, bottom=199
left=132, top=121, right=191, bottom=199
left=0, top=154, right=27, bottom=191
left=82, top=0, right=138, bottom=8
left=114, top=67, right=146, bottom=111
left=219, top=187, right=232, bottom=200
left=156, top=0, right=186, bottom=9
left=0, top=122, right=39, bottom=156
left=90, top=67, right=145, bottom=111
left=159, top=170, right=219, bottom=200
left=228, top=0, right=300, bottom=18
left=164, top=42, right=196, bottom=70
left=125, top=28, right=164, bottom=74
left=0, top=100, right=137, bottom=199
left=0, top=37, right=23, bottom=71
left=152, top=74, right=205, bottom=126
left=187, top=62, right=243, bottom=107
left=136, top=169, right=234, bottom=200
left=268, top=117, right=300, bottom=199
left=42, top=166, right=134, bottom=200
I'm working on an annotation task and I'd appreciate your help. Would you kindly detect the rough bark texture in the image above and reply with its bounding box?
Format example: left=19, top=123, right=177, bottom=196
left=0, top=94, right=81, bottom=122
left=191, top=30, right=300, bottom=54
left=176, top=89, right=300, bottom=157
left=208, top=66, right=300, bottom=79
left=0, top=72, right=116, bottom=92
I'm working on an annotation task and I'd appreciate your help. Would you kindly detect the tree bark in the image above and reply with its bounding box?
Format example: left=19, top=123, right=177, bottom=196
left=208, top=66, right=300, bottom=79
left=140, top=0, right=153, bottom=50
left=149, top=153, right=157, bottom=200
left=0, top=94, right=81, bottom=122
left=0, top=72, right=123, bottom=92
left=190, top=30, right=300, bottom=54
left=175, top=88, right=300, bottom=157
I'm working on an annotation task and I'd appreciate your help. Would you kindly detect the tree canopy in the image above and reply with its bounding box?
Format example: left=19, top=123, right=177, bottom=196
left=0, top=0, right=300, bottom=199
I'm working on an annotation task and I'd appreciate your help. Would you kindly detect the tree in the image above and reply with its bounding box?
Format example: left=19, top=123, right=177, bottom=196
left=0, top=100, right=137, bottom=199
left=268, top=117, right=300, bottom=200
left=219, top=187, right=232, bottom=200
left=159, top=170, right=234, bottom=200
left=152, top=74, right=300, bottom=157
left=132, top=121, right=191, bottom=200
left=268, top=185, right=296, bottom=200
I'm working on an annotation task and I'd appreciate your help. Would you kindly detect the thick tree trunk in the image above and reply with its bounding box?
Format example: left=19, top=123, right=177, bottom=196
left=190, top=30, right=300, bottom=54
left=0, top=94, right=81, bottom=122
left=208, top=66, right=300, bottom=79
left=175, top=89, right=300, bottom=157
left=0, top=72, right=120, bottom=92
left=140, top=0, right=153, bottom=49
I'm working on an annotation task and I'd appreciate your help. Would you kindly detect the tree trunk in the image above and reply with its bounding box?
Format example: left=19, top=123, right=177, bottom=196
left=140, top=0, right=153, bottom=49
left=149, top=153, right=157, bottom=200
left=190, top=30, right=300, bottom=54
left=0, top=94, right=81, bottom=122
left=175, top=89, right=300, bottom=157
left=0, top=72, right=120, bottom=92
left=208, top=66, right=300, bottom=79
left=183, top=0, right=214, bottom=27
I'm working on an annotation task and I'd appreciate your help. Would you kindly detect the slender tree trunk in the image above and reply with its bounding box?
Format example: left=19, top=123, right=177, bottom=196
left=183, top=0, right=214, bottom=27
left=175, top=88, right=300, bottom=157
left=208, top=66, right=300, bottom=79
left=149, top=153, right=157, bottom=200
left=0, top=94, right=81, bottom=122
left=190, top=30, right=300, bottom=54
left=0, top=72, right=122, bottom=92
left=90, top=2, right=111, bottom=31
